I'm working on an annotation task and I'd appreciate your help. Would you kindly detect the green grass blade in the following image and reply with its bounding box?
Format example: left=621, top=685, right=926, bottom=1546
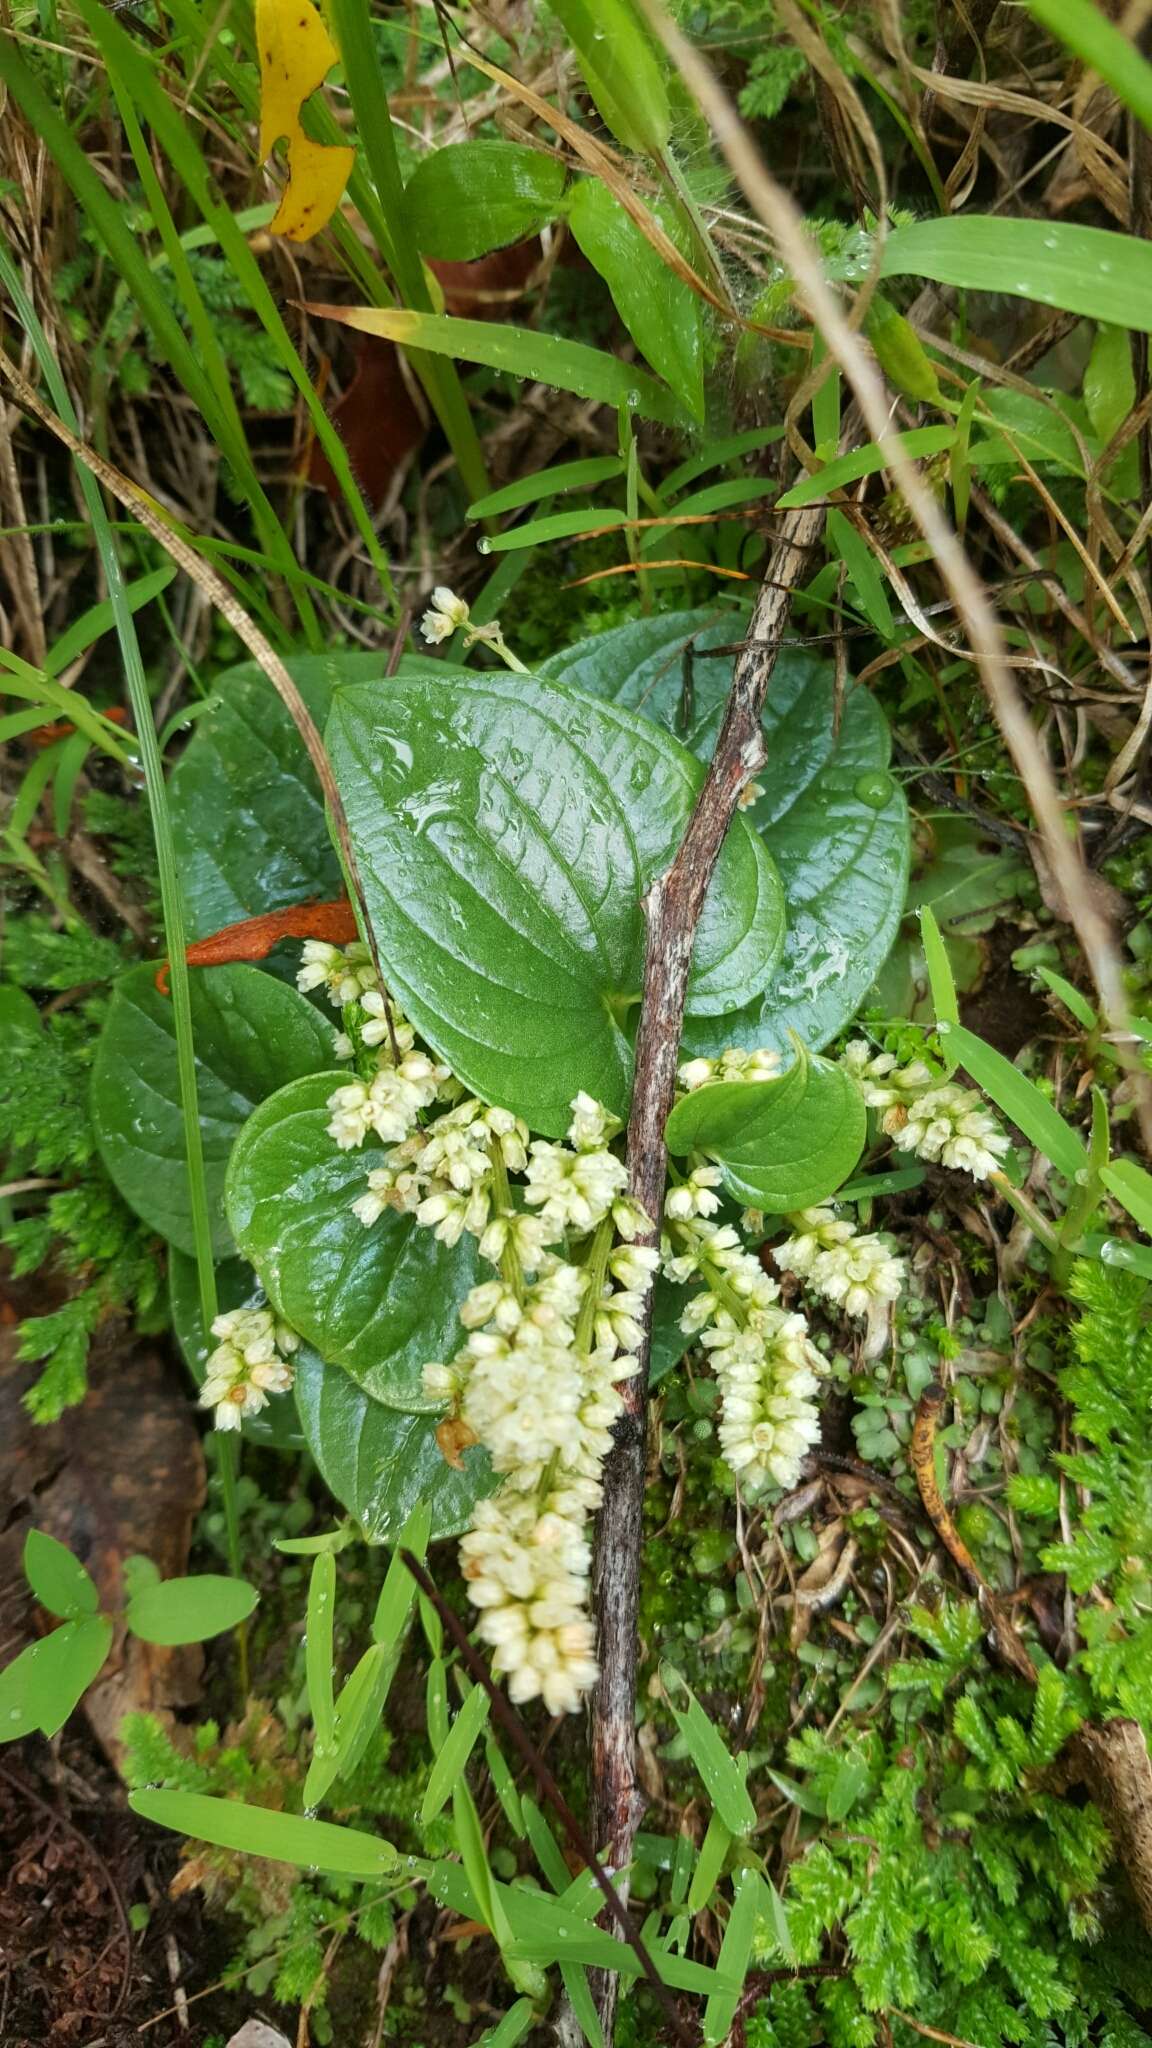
left=0, top=239, right=240, bottom=1566
left=776, top=425, right=956, bottom=509
left=308, top=305, right=689, bottom=425
left=468, top=456, right=626, bottom=520
left=881, top=216, right=1152, bottom=332
left=74, top=0, right=396, bottom=610
left=324, top=0, right=490, bottom=505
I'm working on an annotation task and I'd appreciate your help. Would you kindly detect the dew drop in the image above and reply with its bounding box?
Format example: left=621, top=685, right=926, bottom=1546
left=853, top=770, right=895, bottom=809
left=477, top=537, right=492, bottom=554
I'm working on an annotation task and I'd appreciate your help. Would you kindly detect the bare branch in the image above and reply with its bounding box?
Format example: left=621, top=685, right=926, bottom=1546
left=588, top=503, right=824, bottom=2036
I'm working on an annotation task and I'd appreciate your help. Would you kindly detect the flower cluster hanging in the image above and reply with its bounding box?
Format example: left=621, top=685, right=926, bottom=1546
left=200, top=1306, right=300, bottom=1430
left=286, top=939, right=1011, bottom=1716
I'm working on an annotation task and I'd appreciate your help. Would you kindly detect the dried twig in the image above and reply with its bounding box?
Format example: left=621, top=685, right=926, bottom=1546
left=588, top=502, right=824, bottom=2036
left=909, top=1383, right=1037, bottom=1685
left=634, top=0, right=1152, bottom=1161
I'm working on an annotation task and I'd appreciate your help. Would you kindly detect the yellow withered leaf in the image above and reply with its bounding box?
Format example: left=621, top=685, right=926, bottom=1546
left=255, top=0, right=355, bottom=243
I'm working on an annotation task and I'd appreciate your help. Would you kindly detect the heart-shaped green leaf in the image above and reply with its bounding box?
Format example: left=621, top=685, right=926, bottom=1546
left=294, top=1344, right=495, bottom=1542
left=541, top=610, right=909, bottom=1054
left=167, top=650, right=380, bottom=941
left=91, top=963, right=337, bottom=1256
left=664, top=1050, right=866, bottom=1212
left=225, top=1074, right=479, bottom=1409
left=325, top=669, right=784, bottom=1135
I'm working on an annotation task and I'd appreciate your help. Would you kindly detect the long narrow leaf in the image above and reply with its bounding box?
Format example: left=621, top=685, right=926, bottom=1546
left=776, top=426, right=955, bottom=508
left=303, top=304, right=689, bottom=426
left=881, top=217, right=1152, bottom=333
left=131, top=1790, right=399, bottom=1876
left=947, top=1024, right=1087, bottom=1179
left=1026, top=0, right=1152, bottom=134
left=421, top=1682, right=490, bottom=1825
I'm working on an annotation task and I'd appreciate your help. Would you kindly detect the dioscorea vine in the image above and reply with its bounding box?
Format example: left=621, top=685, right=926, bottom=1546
left=224, top=933, right=1011, bottom=1725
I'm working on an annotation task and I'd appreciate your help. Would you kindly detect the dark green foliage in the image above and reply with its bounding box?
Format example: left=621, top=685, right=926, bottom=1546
left=1011, top=1262, right=1152, bottom=1718
left=0, top=990, right=164, bottom=1420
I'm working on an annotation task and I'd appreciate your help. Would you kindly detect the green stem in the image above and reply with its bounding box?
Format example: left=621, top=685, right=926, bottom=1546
left=0, top=244, right=247, bottom=1633
left=575, top=1216, right=616, bottom=1355
left=657, top=147, right=736, bottom=313
left=989, top=1171, right=1063, bottom=1260
left=488, top=1151, right=526, bottom=1305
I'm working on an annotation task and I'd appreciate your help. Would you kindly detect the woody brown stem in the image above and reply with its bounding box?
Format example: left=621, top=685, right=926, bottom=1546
left=587, top=502, right=825, bottom=2037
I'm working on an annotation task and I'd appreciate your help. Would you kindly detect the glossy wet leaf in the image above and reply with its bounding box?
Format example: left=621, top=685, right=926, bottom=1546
left=167, top=650, right=379, bottom=943
left=293, top=1344, right=495, bottom=1542
left=131, top=1789, right=399, bottom=1876
left=545, top=0, right=670, bottom=156
left=880, top=216, right=1152, bottom=333
left=23, top=1531, right=99, bottom=1620
left=422, top=1683, right=491, bottom=1825
left=169, top=1251, right=305, bottom=1448
left=302, top=304, right=687, bottom=426
left=0, top=1618, right=113, bottom=1742
left=1100, top=1159, right=1152, bottom=1239
left=541, top=610, right=909, bottom=1054
left=325, top=668, right=784, bottom=1135
left=661, top=1666, right=757, bottom=1835
left=569, top=180, right=703, bottom=420
left=306, top=1552, right=337, bottom=1747
left=664, top=1052, right=865, bottom=1212
left=305, top=1639, right=394, bottom=1808
left=226, top=1073, right=478, bottom=1406
left=405, top=141, right=566, bottom=261
left=127, top=1573, right=258, bottom=1645
left=91, top=963, right=337, bottom=1256
left=467, top=455, right=625, bottom=520
left=776, top=424, right=955, bottom=509
left=256, top=0, right=354, bottom=240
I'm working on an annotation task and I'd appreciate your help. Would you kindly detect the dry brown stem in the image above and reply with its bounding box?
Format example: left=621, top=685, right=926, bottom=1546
left=588, top=501, right=824, bottom=2036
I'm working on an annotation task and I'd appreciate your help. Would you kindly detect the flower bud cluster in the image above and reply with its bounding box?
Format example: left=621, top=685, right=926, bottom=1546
left=426, top=1096, right=654, bottom=1714
left=773, top=1206, right=904, bottom=1317
left=200, top=1306, right=299, bottom=1432
left=841, top=1040, right=1009, bottom=1180
left=677, top=1045, right=782, bottom=1092
left=664, top=1205, right=822, bottom=1494
left=331, top=1056, right=653, bottom=1717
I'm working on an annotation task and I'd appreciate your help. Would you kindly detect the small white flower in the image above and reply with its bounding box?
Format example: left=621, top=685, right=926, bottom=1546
left=665, top=1165, right=724, bottom=1221
left=677, top=1056, right=716, bottom=1092
left=775, top=1207, right=905, bottom=1316
left=524, top=1139, right=629, bottom=1235
left=567, top=1091, right=620, bottom=1154
left=891, top=1084, right=1009, bottom=1181
left=479, top=1209, right=551, bottom=1273
left=608, top=1243, right=659, bottom=1293
left=419, top=585, right=470, bottom=644
left=737, top=779, right=765, bottom=810
left=200, top=1309, right=297, bottom=1431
